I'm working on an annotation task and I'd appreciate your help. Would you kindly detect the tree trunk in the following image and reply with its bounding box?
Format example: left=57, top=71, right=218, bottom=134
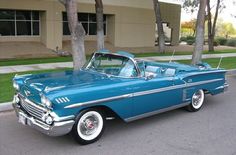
left=192, top=0, right=207, bottom=65
left=95, top=0, right=105, bottom=50
left=59, top=0, right=86, bottom=70
left=207, top=0, right=214, bottom=51
left=153, top=0, right=165, bottom=53
left=207, top=0, right=220, bottom=52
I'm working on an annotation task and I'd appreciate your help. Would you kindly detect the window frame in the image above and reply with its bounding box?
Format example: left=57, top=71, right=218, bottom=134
left=0, top=9, right=40, bottom=37
left=62, top=12, right=107, bottom=36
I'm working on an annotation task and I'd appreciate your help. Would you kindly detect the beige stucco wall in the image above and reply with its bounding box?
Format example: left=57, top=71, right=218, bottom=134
left=159, top=2, right=181, bottom=45
left=75, top=2, right=156, bottom=47
left=0, top=0, right=63, bottom=50
left=0, top=0, right=181, bottom=50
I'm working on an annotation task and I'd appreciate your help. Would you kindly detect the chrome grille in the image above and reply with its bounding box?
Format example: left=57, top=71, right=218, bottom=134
left=19, top=95, right=46, bottom=120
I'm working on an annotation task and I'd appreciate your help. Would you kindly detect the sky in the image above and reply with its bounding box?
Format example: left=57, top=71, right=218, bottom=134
left=180, top=1, right=236, bottom=27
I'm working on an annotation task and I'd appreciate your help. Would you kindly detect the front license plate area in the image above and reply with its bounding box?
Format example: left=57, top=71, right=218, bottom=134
left=18, top=113, right=27, bottom=125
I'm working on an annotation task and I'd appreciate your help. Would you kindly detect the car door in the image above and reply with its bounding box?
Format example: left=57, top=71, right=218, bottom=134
left=129, top=76, right=184, bottom=118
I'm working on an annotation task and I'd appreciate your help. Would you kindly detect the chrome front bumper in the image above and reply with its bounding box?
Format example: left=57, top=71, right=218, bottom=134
left=12, top=98, right=75, bottom=137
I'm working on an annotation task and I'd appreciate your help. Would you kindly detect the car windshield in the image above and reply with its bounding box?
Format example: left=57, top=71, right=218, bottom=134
left=84, top=53, right=138, bottom=78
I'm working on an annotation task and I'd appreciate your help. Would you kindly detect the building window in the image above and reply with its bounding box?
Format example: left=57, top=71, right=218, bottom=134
left=0, top=9, right=40, bottom=36
left=63, top=12, right=107, bottom=36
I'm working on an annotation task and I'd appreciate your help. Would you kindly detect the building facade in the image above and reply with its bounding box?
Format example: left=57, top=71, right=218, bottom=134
left=0, top=0, right=181, bottom=51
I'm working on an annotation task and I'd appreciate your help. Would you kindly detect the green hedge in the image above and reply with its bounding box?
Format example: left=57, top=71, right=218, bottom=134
left=186, top=39, right=195, bottom=45
left=213, top=39, right=220, bottom=46
left=180, top=36, right=187, bottom=42
left=184, top=36, right=195, bottom=45
left=226, top=39, right=236, bottom=47
left=216, top=37, right=228, bottom=45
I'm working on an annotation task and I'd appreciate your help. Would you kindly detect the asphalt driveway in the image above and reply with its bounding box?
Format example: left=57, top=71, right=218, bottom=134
left=0, top=76, right=236, bottom=155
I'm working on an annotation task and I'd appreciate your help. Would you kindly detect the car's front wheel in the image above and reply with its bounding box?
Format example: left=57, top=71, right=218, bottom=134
left=72, top=109, right=105, bottom=145
left=186, top=89, right=205, bottom=112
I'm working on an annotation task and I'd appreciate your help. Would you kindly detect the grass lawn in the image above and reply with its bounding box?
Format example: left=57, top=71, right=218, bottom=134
left=0, top=68, right=71, bottom=103
left=0, top=56, right=235, bottom=103
left=176, top=57, right=236, bottom=69
left=0, top=49, right=235, bottom=66
left=0, top=57, right=73, bottom=67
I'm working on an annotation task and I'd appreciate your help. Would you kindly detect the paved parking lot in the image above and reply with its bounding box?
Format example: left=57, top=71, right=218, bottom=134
left=0, top=76, right=236, bottom=155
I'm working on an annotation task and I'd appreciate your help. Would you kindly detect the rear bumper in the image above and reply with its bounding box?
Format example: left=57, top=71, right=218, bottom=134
left=214, top=83, right=229, bottom=94
left=223, top=83, right=229, bottom=92
left=12, top=98, right=75, bottom=137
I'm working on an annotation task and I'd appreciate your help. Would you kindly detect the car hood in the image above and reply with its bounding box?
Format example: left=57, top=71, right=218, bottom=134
left=23, top=70, right=112, bottom=93
left=17, top=70, right=137, bottom=106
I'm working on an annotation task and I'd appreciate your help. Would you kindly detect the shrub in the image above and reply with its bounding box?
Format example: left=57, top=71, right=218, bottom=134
left=183, top=36, right=195, bottom=45
left=186, top=36, right=195, bottom=40
left=216, top=37, right=228, bottom=45
left=226, top=39, right=236, bottom=47
left=180, top=36, right=187, bottom=42
left=213, top=39, right=220, bottom=46
left=186, top=39, right=195, bottom=45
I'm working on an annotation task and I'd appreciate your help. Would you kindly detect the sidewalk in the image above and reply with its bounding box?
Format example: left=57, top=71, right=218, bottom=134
left=1, top=53, right=236, bottom=74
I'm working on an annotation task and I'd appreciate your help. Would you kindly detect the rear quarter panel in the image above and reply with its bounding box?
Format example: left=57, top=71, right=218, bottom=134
left=179, top=70, right=227, bottom=101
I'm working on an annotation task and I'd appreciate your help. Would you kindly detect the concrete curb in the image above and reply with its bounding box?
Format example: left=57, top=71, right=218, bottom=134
left=0, top=102, right=13, bottom=112
left=1, top=69, right=236, bottom=113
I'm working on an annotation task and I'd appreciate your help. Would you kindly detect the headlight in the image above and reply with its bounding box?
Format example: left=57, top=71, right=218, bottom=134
left=42, top=113, right=53, bottom=125
left=41, top=95, right=52, bottom=108
left=13, top=81, right=19, bottom=90
left=45, top=115, right=53, bottom=125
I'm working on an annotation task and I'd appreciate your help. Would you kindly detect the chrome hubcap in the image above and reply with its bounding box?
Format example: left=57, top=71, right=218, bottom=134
left=77, top=111, right=103, bottom=141
left=80, top=116, right=98, bottom=136
left=192, top=90, right=204, bottom=109
left=193, top=94, right=201, bottom=106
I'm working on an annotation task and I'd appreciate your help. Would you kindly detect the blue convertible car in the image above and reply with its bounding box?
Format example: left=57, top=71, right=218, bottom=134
left=12, top=50, right=228, bottom=144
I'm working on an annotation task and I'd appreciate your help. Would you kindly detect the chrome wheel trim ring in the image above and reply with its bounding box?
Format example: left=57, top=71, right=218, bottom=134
left=192, top=89, right=204, bottom=109
left=77, top=111, right=103, bottom=141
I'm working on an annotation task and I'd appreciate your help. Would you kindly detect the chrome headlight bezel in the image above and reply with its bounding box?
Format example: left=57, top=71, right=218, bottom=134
left=41, top=95, right=52, bottom=108
left=13, top=81, right=20, bottom=91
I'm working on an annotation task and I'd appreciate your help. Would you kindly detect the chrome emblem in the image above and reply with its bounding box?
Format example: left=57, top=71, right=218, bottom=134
left=24, top=90, right=31, bottom=96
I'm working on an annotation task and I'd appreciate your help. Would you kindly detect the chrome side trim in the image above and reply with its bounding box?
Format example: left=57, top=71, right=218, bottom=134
left=124, top=102, right=191, bottom=122
left=182, top=70, right=226, bottom=77
left=133, top=84, right=183, bottom=97
left=65, top=94, right=133, bottom=109
left=65, top=78, right=223, bottom=109
left=133, top=78, right=223, bottom=97
left=186, top=78, right=223, bottom=87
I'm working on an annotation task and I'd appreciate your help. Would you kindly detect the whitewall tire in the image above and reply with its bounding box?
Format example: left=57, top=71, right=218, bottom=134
left=72, top=109, right=105, bottom=145
left=186, top=89, right=205, bottom=112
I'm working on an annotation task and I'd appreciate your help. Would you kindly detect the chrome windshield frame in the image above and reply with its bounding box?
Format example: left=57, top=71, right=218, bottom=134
left=83, top=52, right=142, bottom=78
